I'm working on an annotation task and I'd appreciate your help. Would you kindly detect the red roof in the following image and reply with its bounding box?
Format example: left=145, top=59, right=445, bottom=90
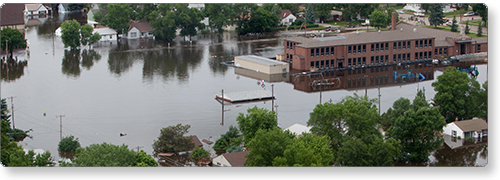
left=129, top=22, right=153, bottom=32
left=1, top=3, right=25, bottom=26
left=223, top=151, right=249, bottom=167
left=279, top=9, right=293, bottom=19
left=190, top=135, right=203, bottom=147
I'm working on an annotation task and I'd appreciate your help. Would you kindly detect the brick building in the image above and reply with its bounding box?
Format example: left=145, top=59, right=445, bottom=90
left=283, top=14, right=487, bottom=72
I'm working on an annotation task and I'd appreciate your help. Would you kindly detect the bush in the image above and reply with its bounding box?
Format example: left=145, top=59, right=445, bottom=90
left=58, top=135, right=81, bottom=152
left=213, top=138, right=229, bottom=150
left=190, top=146, right=210, bottom=160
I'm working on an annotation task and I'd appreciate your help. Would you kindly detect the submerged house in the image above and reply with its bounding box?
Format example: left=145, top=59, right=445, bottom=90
left=443, top=118, right=488, bottom=139
left=1, top=3, right=26, bottom=32
left=125, top=22, right=154, bottom=39
left=212, top=151, right=249, bottom=167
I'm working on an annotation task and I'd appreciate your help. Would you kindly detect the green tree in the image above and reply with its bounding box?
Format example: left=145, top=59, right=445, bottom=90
left=315, top=4, right=334, bottom=23
left=135, top=150, right=158, bottom=167
left=237, top=106, right=278, bottom=143
left=386, top=7, right=398, bottom=24
left=471, top=4, right=487, bottom=25
left=93, top=4, right=108, bottom=23
left=213, top=138, right=229, bottom=151
left=61, top=20, right=81, bottom=50
left=420, top=4, right=431, bottom=13
left=432, top=66, right=483, bottom=123
left=450, top=15, right=458, bottom=32
left=58, top=135, right=81, bottom=152
left=246, top=8, right=279, bottom=33
left=381, top=97, right=411, bottom=130
left=1, top=28, right=28, bottom=57
left=72, top=143, right=156, bottom=166
left=176, top=4, right=205, bottom=40
left=152, top=123, right=194, bottom=154
left=68, top=3, right=91, bottom=11
left=277, top=4, right=300, bottom=14
left=244, top=127, right=294, bottom=166
left=102, top=4, right=133, bottom=35
left=80, top=24, right=94, bottom=46
left=337, top=135, right=400, bottom=166
left=203, top=3, right=231, bottom=34
left=465, top=21, right=470, bottom=34
left=477, top=23, right=483, bottom=36
left=151, top=4, right=178, bottom=41
left=369, top=9, right=388, bottom=30
left=232, top=3, right=258, bottom=35
left=387, top=96, right=446, bottom=162
left=306, top=4, right=315, bottom=24
left=226, top=146, right=243, bottom=153
left=429, top=4, right=444, bottom=28
left=7, top=148, right=54, bottom=167
left=292, top=18, right=304, bottom=26
left=261, top=3, right=282, bottom=16
left=190, top=146, right=210, bottom=160
left=478, top=81, right=488, bottom=120
left=272, top=133, right=333, bottom=166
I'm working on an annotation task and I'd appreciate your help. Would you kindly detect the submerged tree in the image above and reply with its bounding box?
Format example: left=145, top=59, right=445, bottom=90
left=152, top=123, right=194, bottom=154
left=1, top=28, right=27, bottom=57
left=58, top=135, right=81, bottom=152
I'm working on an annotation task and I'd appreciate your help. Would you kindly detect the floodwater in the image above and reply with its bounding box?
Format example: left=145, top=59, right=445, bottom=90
left=1, top=13, right=487, bottom=166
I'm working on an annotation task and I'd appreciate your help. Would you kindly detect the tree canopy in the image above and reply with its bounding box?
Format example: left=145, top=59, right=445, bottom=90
left=369, top=9, right=388, bottom=30
left=273, top=133, right=333, bottom=166
left=70, top=143, right=157, bottom=166
left=61, top=20, right=101, bottom=50
left=429, top=4, right=444, bottom=28
left=387, top=96, right=446, bottom=162
left=152, top=123, right=194, bottom=154
left=101, top=4, right=133, bottom=34
left=237, top=106, right=278, bottom=143
left=471, top=4, right=487, bottom=24
left=1, top=28, right=27, bottom=57
left=306, top=4, right=315, bottom=24
left=244, top=127, right=294, bottom=166
left=58, top=135, right=81, bottom=152
left=431, top=66, right=485, bottom=123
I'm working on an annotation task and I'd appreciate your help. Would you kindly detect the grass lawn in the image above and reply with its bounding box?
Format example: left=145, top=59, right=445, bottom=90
left=326, top=21, right=362, bottom=27
left=420, top=25, right=486, bottom=38
left=460, top=19, right=487, bottom=27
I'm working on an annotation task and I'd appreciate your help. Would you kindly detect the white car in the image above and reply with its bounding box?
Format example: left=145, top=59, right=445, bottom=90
left=414, top=12, right=425, bottom=17
left=397, top=10, right=404, bottom=14
left=463, top=11, right=476, bottom=17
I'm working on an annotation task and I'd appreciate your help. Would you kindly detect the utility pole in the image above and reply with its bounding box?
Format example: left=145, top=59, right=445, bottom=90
left=5, top=39, right=8, bottom=58
left=221, top=89, right=224, bottom=126
left=378, top=86, right=381, bottom=115
left=135, top=146, right=144, bottom=152
left=271, top=84, right=274, bottom=112
left=56, top=115, right=65, bottom=141
left=7, top=96, right=16, bottom=129
left=364, top=75, right=368, bottom=97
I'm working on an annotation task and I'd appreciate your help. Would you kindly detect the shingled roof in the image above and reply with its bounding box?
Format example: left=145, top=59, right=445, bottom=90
left=222, top=151, right=249, bottom=167
left=454, top=119, right=488, bottom=133
left=286, top=22, right=475, bottom=48
left=1, top=3, right=25, bottom=26
left=279, top=9, right=293, bottom=19
left=129, top=22, right=153, bottom=32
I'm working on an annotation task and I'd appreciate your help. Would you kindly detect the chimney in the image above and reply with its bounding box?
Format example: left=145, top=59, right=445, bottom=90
left=391, top=12, right=397, bottom=30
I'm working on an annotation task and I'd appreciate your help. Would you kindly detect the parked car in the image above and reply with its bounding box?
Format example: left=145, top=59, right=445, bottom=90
left=414, top=12, right=425, bottom=17
left=397, top=10, right=405, bottom=14
left=463, top=11, right=477, bottom=17
left=445, top=20, right=458, bottom=26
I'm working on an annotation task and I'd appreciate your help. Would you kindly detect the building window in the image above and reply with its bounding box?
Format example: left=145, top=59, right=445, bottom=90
left=439, top=48, right=442, bottom=55
left=331, top=47, right=335, bottom=55
left=321, top=60, right=325, bottom=68
left=286, top=54, right=289, bottom=61
left=415, top=52, right=419, bottom=60
left=415, top=40, right=419, bottom=48
left=403, top=41, right=406, bottom=49
left=429, top=39, right=432, bottom=47
left=357, top=57, right=361, bottom=66
left=385, top=43, right=389, bottom=51
left=420, top=40, right=423, bottom=48
left=444, top=48, right=448, bottom=55
left=374, top=56, right=378, bottom=64
left=311, top=49, right=314, bottom=57
left=424, top=51, right=427, bottom=59
left=363, top=57, right=366, bottom=66
left=316, top=48, right=320, bottom=56
left=428, top=51, right=432, bottom=59
left=376, top=44, right=379, bottom=51
left=398, top=54, right=401, bottom=62
left=331, top=60, right=335, bottom=68
left=402, top=53, right=406, bottom=61
left=419, top=52, right=423, bottom=60
left=363, top=44, right=366, bottom=52
left=393, top=54, right=396, bottom=63
left=310, top=61, right=314, bottom=68
left=477, top=44, right=481, bottom=52
left=131, top=32, right=137, bottom=37
left=358, top=45, right=361, bottom=53
left=371, top=56, right=374, bottom=65
left=482, top=129, right=488, bottom=136
left=287, top=41, right=289, bottom=49
left=321, top=48, right=325, bottom=56
left=348, top=46, right=352, bottom=54
left=348, top=58, right=352, bottom=67
left=290, top=55, right=293, bottom=63
left=352, top=58, right=356, bottom=66
left=353, top=46, right=356, bottom=54
left=407, top=53, right=410, bottom=61
left=348, top=79, right=351, bottom=87
left=424, top=39, right=428, bottom=47
left=407, top=41, right=411, bottom=49
left=398, top=42, right=401, bottom=50
left=326, top=60, right=329, bottom=68
left=380, top=43, right=384, bottom=51
left=326, top=47, right=330, bottom=55
left=315, top=61, right=319, bottom=68
left=393, top=42, right=397, bottom=50
left=435, top=49, right=438, bottom=55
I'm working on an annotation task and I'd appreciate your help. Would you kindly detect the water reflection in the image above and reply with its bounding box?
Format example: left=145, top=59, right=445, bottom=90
left=141, top=46, right=203, bottom=83
left=62, top=49, right=102, bottom=77
left=291, top=63, right=435, bottom=93
left=430, top=135, right=488, bottom=166
left=1, top=57, right=28, bottom=82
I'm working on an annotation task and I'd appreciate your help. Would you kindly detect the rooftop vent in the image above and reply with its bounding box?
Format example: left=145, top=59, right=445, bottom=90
left=378, top=30, right=380, bottom=33
left=356, top=30, right=359, bottom=34
left=400, top=28, right=403, bottom=31
left=413, top=28, right=417, bottom=33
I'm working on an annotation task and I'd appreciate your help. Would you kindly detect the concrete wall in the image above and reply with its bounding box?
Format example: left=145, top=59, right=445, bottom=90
left=235, top=56, right=289, bottom=74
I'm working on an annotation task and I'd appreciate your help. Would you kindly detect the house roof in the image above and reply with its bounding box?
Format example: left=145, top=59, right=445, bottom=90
left=331, top=10, right=342, bottom=15
left=130, top=22, right=153, bottom=32
left=279, top=9, right=293, bottom=19
left=453, top=118, right=488, bottom=132
left=190, top=135, right=203, bottom=147
left=26, top=3, right=45, bottom=11
left=286, top=22, right=475, bottom=48
left=93, top=27, right=117, bottom=35
left=473, top=37, right=487, bottom=44
left=60, top=3, right=69, bottom=10
left=1, top=3, right=25, bottom=26
left=284, top=123, right=311, bottom=136
left=222, top=151, right=249, bottom=167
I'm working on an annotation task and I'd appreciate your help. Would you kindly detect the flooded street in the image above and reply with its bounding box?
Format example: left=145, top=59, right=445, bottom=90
left=1, top=13, right=487, bottom=166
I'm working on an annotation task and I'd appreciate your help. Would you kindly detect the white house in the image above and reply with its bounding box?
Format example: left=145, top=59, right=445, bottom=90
left=188, top=3, right=204, bottom=11
left=58, top=3, right=70, bottom=14
left=25, top=4, right=49, bottom=18
left=212, top=151, right=249, bottom=167
left=125, top=22, right=154, bottom=39
left=443, top=118, right=488, bottom=139
left=279, top=9, right=296, bottom=27
left=93, top=27, right=118, bottom=42
left=284, top=123, right=311, bottom=137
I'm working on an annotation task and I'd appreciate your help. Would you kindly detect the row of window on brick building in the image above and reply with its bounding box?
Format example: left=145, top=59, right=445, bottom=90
left=309, top=50, right=433, bottom=69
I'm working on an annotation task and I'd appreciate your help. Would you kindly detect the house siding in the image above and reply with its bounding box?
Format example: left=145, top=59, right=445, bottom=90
left=127, top=27, right=141, bottom=39
left=212, top=155, right=232, bottom=167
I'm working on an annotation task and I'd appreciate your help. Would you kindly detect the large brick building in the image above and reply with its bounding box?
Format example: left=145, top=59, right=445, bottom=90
left=283, top=15, right=487, bottom=72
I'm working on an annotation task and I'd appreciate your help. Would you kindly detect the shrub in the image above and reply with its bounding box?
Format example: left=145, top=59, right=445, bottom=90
left=58, top=135, right=81, bottom=152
